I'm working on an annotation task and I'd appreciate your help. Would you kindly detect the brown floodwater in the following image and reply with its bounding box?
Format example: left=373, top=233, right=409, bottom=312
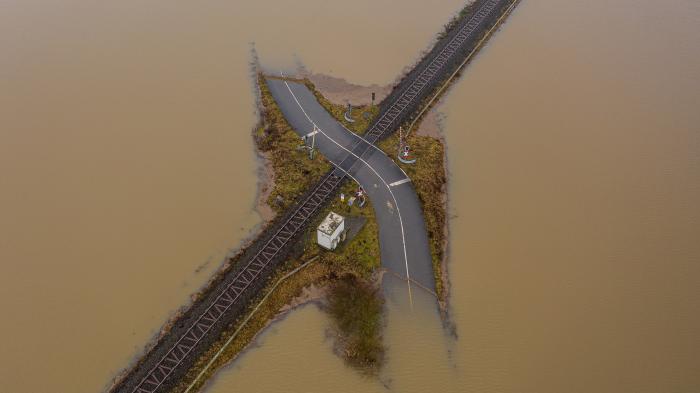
left=0, top=0, right=463, bottom=392
left=1, top=0, right=698, bottom=392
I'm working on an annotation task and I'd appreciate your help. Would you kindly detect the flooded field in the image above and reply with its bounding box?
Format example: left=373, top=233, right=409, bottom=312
left=1, top=0, right=698, bottom=392
left=0, top=0, right=462, bottom=392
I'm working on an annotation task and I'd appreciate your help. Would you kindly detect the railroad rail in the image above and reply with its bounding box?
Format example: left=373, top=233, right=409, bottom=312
left=365, top=0, right=500, bottom=143
left=111, top=1, right=517, bottom=392
left=124, top=172, right=343, bottom=393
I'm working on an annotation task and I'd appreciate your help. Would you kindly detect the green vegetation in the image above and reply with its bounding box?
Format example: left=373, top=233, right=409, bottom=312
left=327, top=274, right=384, bottom=373
left=305, top=180, right=380, bottom=275
left=295, top=179, right=384, bottom=373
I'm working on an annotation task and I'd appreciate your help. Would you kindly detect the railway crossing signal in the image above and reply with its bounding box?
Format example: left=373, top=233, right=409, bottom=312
left=300, top=125, right=318, bottom=160
left=397, top=127, right=417, bottom=164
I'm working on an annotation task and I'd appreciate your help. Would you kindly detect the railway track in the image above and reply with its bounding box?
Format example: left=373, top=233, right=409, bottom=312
left=111, top=1, right=517, bottom=392
left=366, top=0, right=501, bottom=142
left=128, top=173, right=343, bottom=393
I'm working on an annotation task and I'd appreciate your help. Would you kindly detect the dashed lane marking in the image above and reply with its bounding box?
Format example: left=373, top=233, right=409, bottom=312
left=389, top=178, right=411, bottom=187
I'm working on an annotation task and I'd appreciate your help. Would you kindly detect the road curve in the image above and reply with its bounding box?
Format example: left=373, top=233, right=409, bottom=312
left=266, top=78, right=436, bottom=293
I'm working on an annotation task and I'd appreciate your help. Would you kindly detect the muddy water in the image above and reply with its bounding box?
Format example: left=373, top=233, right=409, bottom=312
left=206, top=0, right=700, bottom=393
left=0, top=0, right=464, bottom=392
left=0, top=3, right=259, bottom=392
left=2, top=0, right=698, bottom=392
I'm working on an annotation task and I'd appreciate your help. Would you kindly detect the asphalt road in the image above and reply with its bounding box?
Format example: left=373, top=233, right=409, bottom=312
left=266, top=78, right=436, bottom=294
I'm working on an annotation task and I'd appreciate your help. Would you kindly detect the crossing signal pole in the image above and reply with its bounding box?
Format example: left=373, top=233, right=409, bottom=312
left=397, top=126, right=417, bottom=164
left=300, top=125, right=318, bottom=160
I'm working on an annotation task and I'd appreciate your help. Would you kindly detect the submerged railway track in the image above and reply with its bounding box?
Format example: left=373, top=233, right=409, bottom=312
left=110, top=1, right=519, bottom=392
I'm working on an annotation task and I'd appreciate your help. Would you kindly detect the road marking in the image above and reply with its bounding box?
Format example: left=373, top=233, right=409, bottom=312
left=281, top=77, right=414, bottom=305
left=306, top=129, right=319, bottom=137
left=337, top=121, right=393, bottom=158
left=389, top=178, right=411, bottom=187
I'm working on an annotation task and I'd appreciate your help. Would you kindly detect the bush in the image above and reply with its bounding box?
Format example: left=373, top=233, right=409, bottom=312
left=327, top=274, right=384, bottom=371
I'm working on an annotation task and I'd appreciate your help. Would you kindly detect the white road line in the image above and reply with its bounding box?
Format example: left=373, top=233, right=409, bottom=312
left=389, top=178, right=411, bottom=187
left=281, top=77, right=414, bottom=303
left=306, top=130, right=319, bottom=137
left=317, top=86, right=413, bottom=182
left=281, top=74, right=365, bottom=173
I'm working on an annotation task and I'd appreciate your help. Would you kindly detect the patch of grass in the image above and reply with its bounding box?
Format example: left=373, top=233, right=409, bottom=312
left=301, top=181, right=381, bottom=276
left=256, top=74, right=332, bottom=213
left=326, top=274, right=384, bottom=373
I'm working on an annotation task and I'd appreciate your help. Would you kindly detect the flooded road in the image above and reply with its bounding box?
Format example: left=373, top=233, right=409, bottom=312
left=1, top=0, right=698, bottom=392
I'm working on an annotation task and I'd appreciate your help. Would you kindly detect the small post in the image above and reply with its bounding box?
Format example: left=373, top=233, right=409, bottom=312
left=300, top=126, right=317, bottom=160
left=309, top=125, right=316, bottom=160
left=344, top=103, right=356, bottom=123
left=371, top=92, right=375, bottom=106
left=397, top=126, right=417, bottom=164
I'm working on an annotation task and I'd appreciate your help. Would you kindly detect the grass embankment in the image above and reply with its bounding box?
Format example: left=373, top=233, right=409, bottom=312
left=169, top=76, right=385, bottom=392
